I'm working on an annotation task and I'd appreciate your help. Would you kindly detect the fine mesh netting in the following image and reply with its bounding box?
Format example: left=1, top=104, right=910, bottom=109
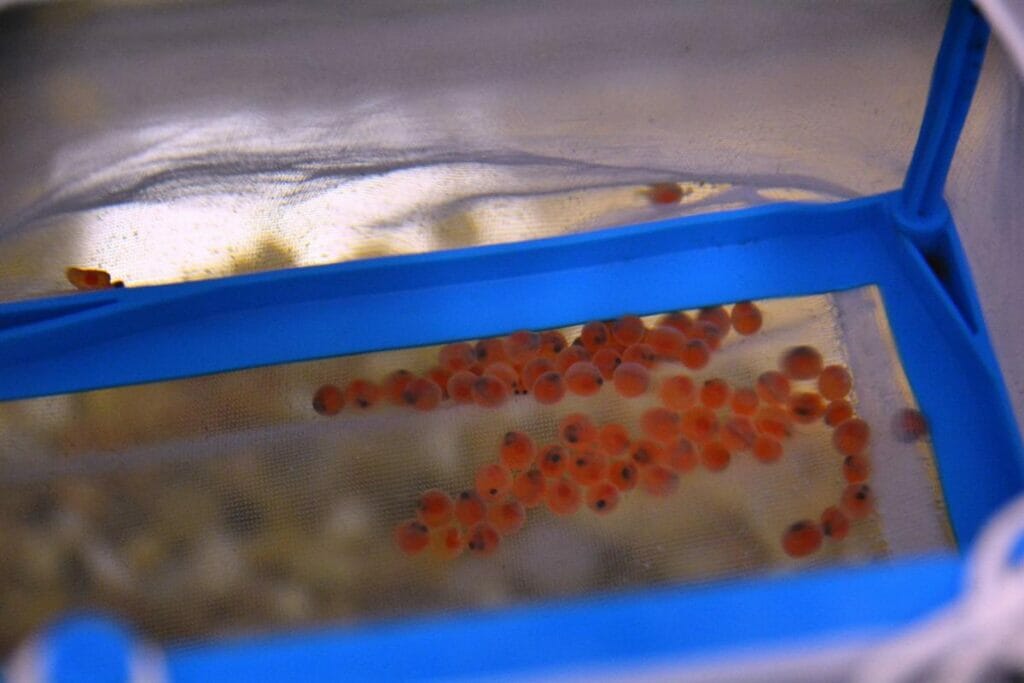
left=0, top=0, right=947, bottom=302
left=0, top=289, right=952, bottom=652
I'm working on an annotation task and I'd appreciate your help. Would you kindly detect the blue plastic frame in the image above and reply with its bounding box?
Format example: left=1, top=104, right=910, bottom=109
left=30, top=556, right=961, bottom=682
left=3, top=0, right=1022, bottom=680
left=168, top=556, right=963, bottom=681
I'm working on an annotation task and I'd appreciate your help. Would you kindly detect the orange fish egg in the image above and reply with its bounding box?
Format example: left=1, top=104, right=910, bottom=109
left=472, top=375, right=510, bottom=408
left=432, top=525, right=465, bottom=560
left=580, top=321, right=611, bottom=352
left=585, top=482, right=621, bottom=514
left=427, top=367, right=452, bottom=399
left=700, top=378, right=731, bottom=410
left=658, top=311, right=695, bottom=337
left=700, top=441, right=731, bottom=472
left=417, top=489, right=454, bottom=527
left=647, top=325, right=687, bottom=358
left=720, top=417, right=756, bottom=452
left=665, top=437, right=699, bottom=473
left=752, top=436, right=783, bottom=463
left=591, top=348, right=623, bottom=381
left=454, top=490, right=488, bottom=527
left=680, top=405, right=719, bottom=442
left=568, top=448, right=608, bottom=486
left=344, top=379, right=380, bottom=410
left=833, top=418, right=870, bottom=456
left=512, top=468, right=547, bottom=508
left=640, top=464, right=679, bottom=497
left=621, top=343, right=657, bottom=368
left=447, top=370, right=478, bottom=404
left=843, top=454, right=871, bottom=484
left=500, top=431, right=537, bottom=471
left=629, top=439, right=666, bottom=468
left=484, top=361, right=524, bottom=395
left=612, top=361, right=651, bottom=398
left=538, top=330, right=569, bottom=359
left=730, top=301, right=763, bottom=336
left=474, top=338, right=508, bottom=366
left=840, top=483, right=874, bottom=519
left=394, top=519, right=431, bottom=556
left=475, top=463, right=512, bottom=503
left=532, top=371, right=567, bottom=405
left=610, top=315, right=647, bottom=346
left=488, top=499, right=526, bottom=535
left=824, top=399, right=854, bottom=427
left=312, top=384, right=344, bottom=416
left=754, top=406, right=792, bottom=440
left=565, top=361, right=604, bottom=396
left=503, top=330, right=542, bottom=366
left=521, top=357, right=556, bottom=391
left=646, top=182, right=684, bottom=204
left=607, top=459, right=639, bottom=491
left=466, top=522, right=502, bottom=557
left=545, top=478, right=582, bottom=515
left=402, top=378, right=443, bottom=411
left=780, top=345, right=824, bottom=380
left=66, top=266, right=116, bottom=291
left=659, top=375, right=697, bottom=410
left=383, top=370, right=416, bottom=405
left=697, top=306, right=731, bottom=337
left=640, top=407, right=681, bottom=443
left=679, top=339, right=711, bottom=370
left=818, top=364, right=852, bottom=401
left=730, top=387, right=760, bottom=416
left=598, top=423, right=631, bottom=457
left=756, top=371, right=791, bottom=405
left=555, top=345, right=591, bottom=374
left=788, top=392, right=824, bottom=424
left=439, top=342, right=476, bottom=372
left=781, top=521, right=823, bottom=558
left=892, top=408, right=929, bottom=443
left=690, top=320, right=725, bottom=351
left=559, top=412, right=598, bottom=446
left=820, top=506, right=850, bottom=541
left=538, top=444, right=569, bottom=478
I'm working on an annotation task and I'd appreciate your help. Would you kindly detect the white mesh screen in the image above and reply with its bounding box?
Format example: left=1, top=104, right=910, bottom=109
left=0, top=0, right=948, bottom=300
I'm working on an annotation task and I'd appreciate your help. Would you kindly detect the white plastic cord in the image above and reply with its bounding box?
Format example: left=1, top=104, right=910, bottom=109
left=855, top=494, right=1024, bottom=683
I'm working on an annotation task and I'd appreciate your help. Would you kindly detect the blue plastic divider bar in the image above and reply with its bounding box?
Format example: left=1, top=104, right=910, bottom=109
left=164, top=555, right=963, bottom=682
left=900, top=0, right=990, bottom=233
left=0, top=195, right=940, bottom=393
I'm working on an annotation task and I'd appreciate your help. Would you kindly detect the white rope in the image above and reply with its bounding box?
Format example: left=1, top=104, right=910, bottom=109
left=855, top=494, right=1024, bottom=683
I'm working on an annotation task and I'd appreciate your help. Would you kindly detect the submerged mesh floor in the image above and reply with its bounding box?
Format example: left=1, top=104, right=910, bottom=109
left=0, top=288, right=952, bottom=652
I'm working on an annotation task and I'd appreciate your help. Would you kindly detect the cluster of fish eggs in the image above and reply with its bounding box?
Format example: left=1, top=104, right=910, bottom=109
left=310, top=301, right=928, bottom=561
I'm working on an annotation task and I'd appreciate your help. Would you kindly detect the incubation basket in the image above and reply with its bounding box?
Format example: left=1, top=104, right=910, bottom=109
left=0, top=0, right=1020, bottom=680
